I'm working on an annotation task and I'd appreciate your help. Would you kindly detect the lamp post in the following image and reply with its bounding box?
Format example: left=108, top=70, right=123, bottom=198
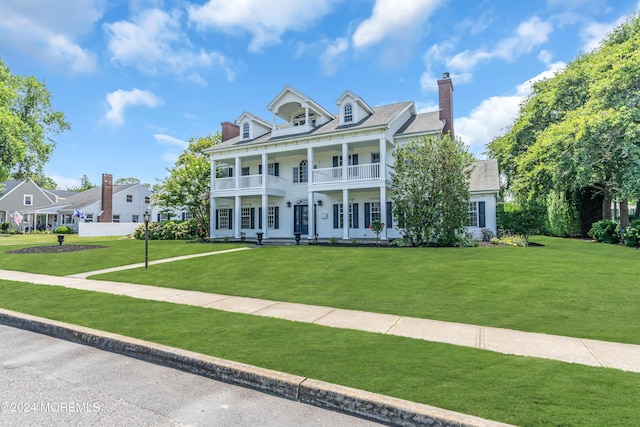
left=143, top=210, right=150, bottom=269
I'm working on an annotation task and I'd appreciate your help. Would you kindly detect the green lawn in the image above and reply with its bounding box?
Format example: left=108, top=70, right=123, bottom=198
left=0, top=234, right=247, bottom=276
left=0, top=280, right=638, bottom=427
left=2, top=235, right=639, bottom=425
left=90, top=236, right=640, bottom=345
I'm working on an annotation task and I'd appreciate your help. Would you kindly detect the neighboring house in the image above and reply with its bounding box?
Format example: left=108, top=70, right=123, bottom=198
left=0, top=179, right=74, bottom=231
left=206, top=73, right=501, bottom=242
left=34, top=174, right=152, bottom=233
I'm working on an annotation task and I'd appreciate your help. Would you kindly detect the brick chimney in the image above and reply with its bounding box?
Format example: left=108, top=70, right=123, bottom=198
left=437, top=72, right=454, bottom=139
left=98, top=173, right=112, bottom=222
left=221, top=121, right=240, bottom=142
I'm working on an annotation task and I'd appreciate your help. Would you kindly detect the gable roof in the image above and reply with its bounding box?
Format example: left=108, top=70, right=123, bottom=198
left=0, top=180, right=23, bottom=200
left=0, top=178, right=56, bottom=205
left=469, top=159, right=500, bottom=193
left=267, top=85, right=334, bottom=120
left=335, top=90, right=375, bottom=115
left=209, top=101, right=428, bottom=153
left=38, top=184, right=138, bottom=211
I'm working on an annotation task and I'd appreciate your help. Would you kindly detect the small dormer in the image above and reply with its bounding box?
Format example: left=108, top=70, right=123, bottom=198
left=236, top=111, right=272, bottom=141
left=267, top=86, right=333, bottom=138
left=335, top=90, right=374, bottom=126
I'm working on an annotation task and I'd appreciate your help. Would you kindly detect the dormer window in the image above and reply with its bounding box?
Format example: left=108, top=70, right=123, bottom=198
left=344, top=103, right=353, bottom=123
left=242, top=122, right=250, bottom=139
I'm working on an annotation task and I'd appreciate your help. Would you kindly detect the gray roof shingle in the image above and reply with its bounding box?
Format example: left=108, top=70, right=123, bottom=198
left=469, top=159, right=500, bottom=193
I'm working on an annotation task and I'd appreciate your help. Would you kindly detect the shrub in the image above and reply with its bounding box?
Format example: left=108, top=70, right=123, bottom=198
left=497, top=201, right=546, bottom=238
left=621, top=219, right=640, bottom=247
left=350, top=238, right=358, bottom=246
left=390, top=236, right=414, bottom=247
left=500, top=234, right=529, bottom=247
left=1, top=222, right=9, bottom=233
left=133, top=219, right=201, bottom=240
left=54, top=226, right=72, bottom=234
left=546, top=190, right=580, bottom=237
left=329, top=236, right=338, bottom=245
left=588, top=220, right=620, bottom=244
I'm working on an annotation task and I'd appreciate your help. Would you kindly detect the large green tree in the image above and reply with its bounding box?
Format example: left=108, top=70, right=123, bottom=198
left=0, top=58, right=70, bottom=184
left=489, top=14, right=640, bottom=229
left=392, top=134, right=474, bottom=246
left=153, top=133, right=221, bottom=236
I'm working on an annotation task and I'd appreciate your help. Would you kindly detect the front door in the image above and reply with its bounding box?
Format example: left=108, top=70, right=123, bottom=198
left=294, top=204, right=309, bottom=235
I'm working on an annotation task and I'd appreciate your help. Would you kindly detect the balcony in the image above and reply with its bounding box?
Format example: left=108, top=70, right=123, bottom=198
left=213, top=174, right=286, bottom=195
left=271, top=122, right=313, bottom=138
left=312, top=163, right=381, bottom=184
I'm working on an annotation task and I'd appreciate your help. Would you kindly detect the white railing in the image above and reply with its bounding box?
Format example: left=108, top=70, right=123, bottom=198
left=348, top=163, right=380, bottom=180
left=214, top=174, right=285, bottom=191
left=214, top=177, right=235, bottom=190
left=313, top=167, right=342, bottom=183
left=239, top=175, right=262, bottom=189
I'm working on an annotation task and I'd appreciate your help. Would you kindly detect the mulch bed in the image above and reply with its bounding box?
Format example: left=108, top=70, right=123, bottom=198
left=6, top=245, right=108, bottom=254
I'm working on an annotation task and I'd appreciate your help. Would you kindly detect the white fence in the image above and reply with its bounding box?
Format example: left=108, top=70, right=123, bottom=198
left=79, top=222, right=140, bottom=237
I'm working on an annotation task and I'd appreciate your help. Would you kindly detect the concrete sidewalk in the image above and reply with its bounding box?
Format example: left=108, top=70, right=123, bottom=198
left=1, top=267, right=639, bottom=373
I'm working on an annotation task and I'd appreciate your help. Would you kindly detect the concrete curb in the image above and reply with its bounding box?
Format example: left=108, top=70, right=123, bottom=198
left=0, top=309, right=514, bottom=427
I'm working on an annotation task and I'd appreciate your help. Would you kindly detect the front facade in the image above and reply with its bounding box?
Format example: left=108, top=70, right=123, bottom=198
left=207, top=75, right=499, bottom=242
left=0, top=179, right=73, bottom=231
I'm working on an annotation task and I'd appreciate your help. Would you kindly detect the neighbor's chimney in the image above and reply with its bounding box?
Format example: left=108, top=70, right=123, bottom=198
left=221, top=121, right=240, bottom=142
left=98, top=173, right=112, bottom=223
left=437, top=72, right=454, bottom=139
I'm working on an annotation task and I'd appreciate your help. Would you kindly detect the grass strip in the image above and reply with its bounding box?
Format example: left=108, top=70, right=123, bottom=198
left=0, top=239, right=247, bottom=276
left=1, top=280, right=638, bottom=427
left=95, top=236, right=640, bottom=345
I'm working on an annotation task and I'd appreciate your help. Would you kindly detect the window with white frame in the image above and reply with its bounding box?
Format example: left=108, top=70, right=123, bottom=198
left=24, top=195, right=33, bottom=206
left=85, top=214, right=93, bottom=223
left=241, top=207, right=251, bottom=229
left=218, top=208, right=230, bottom=229
left=268, top=206, right=276, bottom=229
left=268, top=163, right=277, bottom=176
left=63, top=214, right=72, bottom=224
left=293, top=160, right=308, bottom=183
left=242, top=122, right=249, bottom=139
left=126, top=194, right=133, bottom=202
left=112, top=214, right=120, bottom=223
left=241, top=167, right=250, bottom=176
left=468, top=202, right=478, bottom=227
left=344, top=103, right=353, bottom=123
left=371, top=152, right=380, bottom=163
left=371, top=202, right=381, bottom=223
left=144, top=196, right=151, bottom=204
left=337, top=204, right=355, bottom=228
left=132, top=214, right=139, bottom=223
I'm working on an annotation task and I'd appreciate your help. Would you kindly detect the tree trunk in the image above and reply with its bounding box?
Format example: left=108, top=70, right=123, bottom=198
left=620, top=199, right=630, bottom=230
left=602, top=194, right=612, bottom=220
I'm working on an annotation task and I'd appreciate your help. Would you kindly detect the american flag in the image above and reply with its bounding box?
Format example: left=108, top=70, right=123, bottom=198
left=10, top=210, right=23, bottom=226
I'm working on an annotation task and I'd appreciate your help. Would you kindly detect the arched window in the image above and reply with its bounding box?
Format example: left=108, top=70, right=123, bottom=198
left=344, top=103, right=353, bottom=123
left=242, top=122, right=250, bottom=139
left=299, top=159, right=308, bottom=183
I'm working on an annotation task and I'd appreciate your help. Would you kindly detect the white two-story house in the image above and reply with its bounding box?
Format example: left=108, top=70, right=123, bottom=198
left=206, top=74, right=499, bottom=242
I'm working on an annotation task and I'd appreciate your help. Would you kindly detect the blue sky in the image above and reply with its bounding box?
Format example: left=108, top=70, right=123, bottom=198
left=1, top=0, right=638, bottom=189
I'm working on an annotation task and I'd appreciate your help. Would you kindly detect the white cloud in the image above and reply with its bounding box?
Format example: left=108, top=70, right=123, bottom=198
left=188, top=0, right=337, bottom=53
left=154, top=134, right=188, bottom=149
left=49, top=175, right=81, bottom=191
left=580, top=15, right=628, bottom=52
left=0, top=0, right=103, bottom=73
left=456, top=62, right=564, bottom=156
left=352, top=0, right=445, bottom=49
left=105, top=8, right=234, bottom=79
left=105, top=89, right=162, bottom=126
left=319, top=38, right=349, bottom=76
left=447, top=16, right=553, bottom=72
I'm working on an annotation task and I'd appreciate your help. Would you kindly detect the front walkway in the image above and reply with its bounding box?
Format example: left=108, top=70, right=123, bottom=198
left=0, top=250, right=639, bottom=373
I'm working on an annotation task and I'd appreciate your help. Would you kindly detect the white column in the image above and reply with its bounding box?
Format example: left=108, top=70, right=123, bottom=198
left=210, top=196, right=217, bottom=238
left=380, top=186, right=388, bottom=240
left=307, top=147, right=315, bottom=239
left=234, top=195, right=241, bottom=239
left=261, top=152, right=268, bottom=239
left=262, top=194, right=268, bottom=238
left=342, top=188, right=349, bottom=240
left=235, top=157, right=241, bottom=190
left=379, top=137, right=387, bottom=181
left=305, top=106, right=309, bottom=126
left=261, top=153, right=268, bottom=189
left=342, top=143, right=348, bottom=181
left=210, top=159, right=216, bottom=238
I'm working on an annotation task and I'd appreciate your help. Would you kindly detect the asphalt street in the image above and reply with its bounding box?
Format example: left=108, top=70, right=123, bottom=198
left=0, top=325, right=379, bottom=426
